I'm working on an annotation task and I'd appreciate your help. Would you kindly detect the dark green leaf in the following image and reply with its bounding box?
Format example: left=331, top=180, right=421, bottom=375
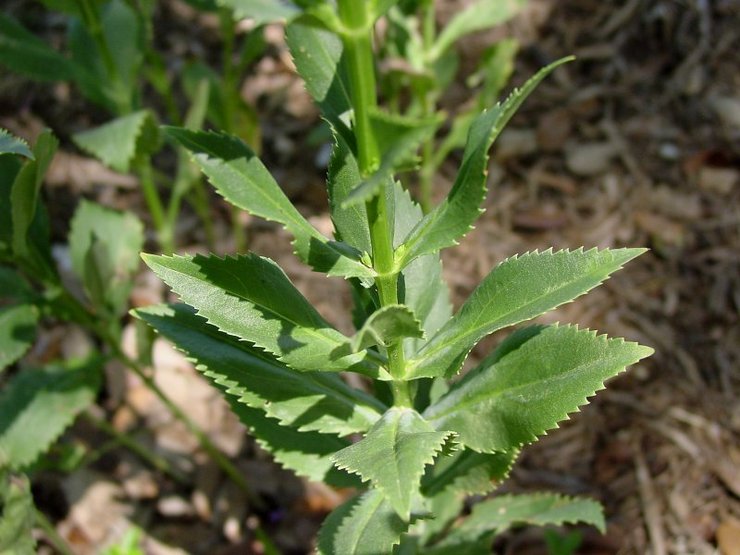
left=422, top=448, right=518, bottom=497
left=397, top=58, right=573, bottom=269
left=332, top=407, right=454, bottom=519
left=407, top=248, right=646, bottom=379
left=135, top=303, right=386, bottom=436
left=0, top=358, right=102, bottom=469
left=165, top=128, right=375, bottom=280
left=318, top=489, right=409, bottom=555
left=143, top=253, right=388, bottom=378
left=0, top=304, right=38, bottom=372
left=424, top=325, right=653, bottom=452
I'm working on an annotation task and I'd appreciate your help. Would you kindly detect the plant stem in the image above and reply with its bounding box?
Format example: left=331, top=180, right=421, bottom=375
left=418, top=0, right=438, bottom=213
left=136, top=157, right=173, bottom=253
left=34, top=509, right=75, bottom=555
left=338, top=0, right=412, bottom=408
left=84, top=411, right=189, bottom=485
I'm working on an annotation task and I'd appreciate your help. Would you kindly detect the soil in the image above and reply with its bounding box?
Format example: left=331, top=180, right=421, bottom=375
left=1, top=0, right=739, bottom=553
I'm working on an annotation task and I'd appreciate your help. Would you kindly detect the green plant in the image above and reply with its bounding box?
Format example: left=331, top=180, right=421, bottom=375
left=134, top=1, right=653, bottom=553
left=0, top=0, right=266, bottom=252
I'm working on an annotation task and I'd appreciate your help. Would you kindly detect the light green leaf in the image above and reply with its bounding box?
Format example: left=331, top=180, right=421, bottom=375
left=165, top=128, right=374, bottom=281
left=460, top=493, right=605, bottom=535
left=422, top=448, right=518, bottom=497
left=135, top=303, right=385, bottom=436
left=342, top=113, right=437, bottom=207
left=0, top=14, right=80, bottom=82
left=0, top=359, right=102, bottom=469
left=0, top=470, right=36, bottom=554
left=407, top=247, right=646, bottom=379
left=351, top=305, right=423, bottom=352
left=318, top=489, right=409, bottom=555
left=0, top=304, right=38, bottom=372
left=218, top=0, right=300, bottom=24
left=73, top=111, right=159, bottom=173
left=102, top=0, right=144, bottom=97
left=332, top=407, right=454, bottom=520
left=10, top=130, right=57, bottom=278
left=69, top=200, right=144, bottom=317
left=0, top=130, right=33, bottom=159
left=424, top=325, right=653, bottom=452
left=397, top=58, right=573, bottom=269
left=430, top=0, right=525, bottom=60
left=143, top=253, right=388, bottom=378
left=392, top=184, right=452, bottom=357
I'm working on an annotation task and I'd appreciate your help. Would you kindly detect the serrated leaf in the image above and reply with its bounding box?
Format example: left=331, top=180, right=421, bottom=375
left=342, top=113, right=437, bottom=207
left=351, top=305, right=423, bottom=352
left=423, top=325, right=653, bottom=452
left=318, top=489, right=409, bottom=555
left=218, top=0, right=301, bottom=24
left=143, top=253, right=388, bottom=378
left=0, top=359, right=102, bottom=469
left=0, top=470, right=36, bottom=554
left=73, top=111, right=159, bottom=173
left=430, top=0, right=525, bottom=61
left=0, top=14, right=80, bottom=82
left=213, top=389, right=360, bottom=487
left=165, top=128, right=374, bottom=280
left=407, top=247, right=646, bottom=379
left=332, top=407, right=454, bottom=520
left=135, top=303, right=385, bottom=436
left=69, top=200, right=144, bottom=317
left=0, top=130, right=33, bottom=159
left=0, top=304, right=38, bottom=372
left=397, top=59, right=573, bottom=269
left=392, top=184, right=452, bottom=357
left=461, top=493, right=606, bottom=535
left=422, top=448, right=518, bottom=497
left=0, top=155, right=22, bottom=256
left=286, top=16, right=351, bottom=124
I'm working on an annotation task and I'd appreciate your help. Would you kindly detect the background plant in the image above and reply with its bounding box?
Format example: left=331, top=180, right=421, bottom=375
left=129, top=1, right=654, bottom=553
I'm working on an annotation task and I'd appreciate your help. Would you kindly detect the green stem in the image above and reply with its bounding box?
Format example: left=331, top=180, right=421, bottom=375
left=338, top=0, right=411, bottom=408
left=35, top=509, right=75, bottom=555
left=136, top=158, right=173, bottom=253
left=84, top=411, right=189, bottom=485
left=419, top=0, right=438, bottom=213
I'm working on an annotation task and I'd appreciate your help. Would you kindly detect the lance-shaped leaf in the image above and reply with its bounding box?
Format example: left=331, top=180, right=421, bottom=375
left=407, top=248, right=646, bottom=379
left=135, top=303, right=385, bottom=436
left=397, top=58, right=572, bottom=269
left=427, top=493, right=604, bottom=554
left=0, top=304, right=38, bottom=372
left=73, top=111, right=159, bottom=173
left=318, top=489, right=409, bottom=555
left=216, top=391, right=360, bottom=488
left=342, top=114, right=438, bottom=207
left=0, top=130, right=33, bottom=159
left=165, top=128, right=374, bottom=280
left=422, top=448, right=518, bottom=497
left=218, top=0, right=301, bottom=24
left=430, top=0, right=526, bottom=61
left=143, top=253, right=388, bottom=378
left=0, top=14, right=80, bottom=83
left=332, top=407, right=455, bottom=520
left=351, top=305, right=424, bottom=352
left=0, top=470, right=36, bottom=554
left=0, top=359, right=101, bottom=469
left=69, top=201, right=144, bottom=317
left=286, top=15, right=351, bottom=124
left=424, top=325, right=653, bottom=453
